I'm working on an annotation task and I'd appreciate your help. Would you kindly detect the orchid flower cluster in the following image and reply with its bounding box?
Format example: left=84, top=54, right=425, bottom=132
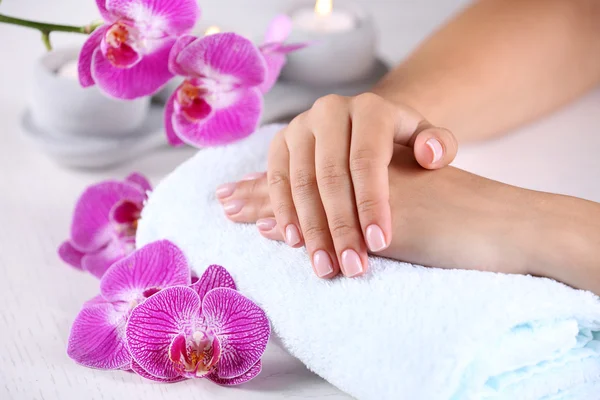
left=59, top=176, right=270, bottom=385
left=68, top=240, right=270, bottom=384
left=78, top=0, right=305, bottom=146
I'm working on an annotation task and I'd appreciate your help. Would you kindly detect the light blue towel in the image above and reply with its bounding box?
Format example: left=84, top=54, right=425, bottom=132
left=137, top=124, right=600, bottom=400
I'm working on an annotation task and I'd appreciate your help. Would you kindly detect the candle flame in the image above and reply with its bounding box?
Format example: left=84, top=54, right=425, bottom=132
left=315, top=0, right=332, bottom=16
left=204, top=26, right=221, bottom=36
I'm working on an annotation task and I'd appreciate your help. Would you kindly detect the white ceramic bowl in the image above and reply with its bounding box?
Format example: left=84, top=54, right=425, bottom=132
left=29, top=47, right=150, bottom=138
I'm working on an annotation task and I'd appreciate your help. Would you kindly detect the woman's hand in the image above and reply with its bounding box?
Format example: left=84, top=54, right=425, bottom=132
left=217, top=92, right=458, bottom=278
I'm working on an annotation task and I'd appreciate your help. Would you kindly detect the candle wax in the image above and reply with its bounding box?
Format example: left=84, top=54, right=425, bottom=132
left=292, top=8, right=357, bottom=33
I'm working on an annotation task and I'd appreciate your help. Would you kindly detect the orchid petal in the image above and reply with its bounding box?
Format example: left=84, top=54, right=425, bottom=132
left=100, top=240, right=191, bottom=303
left=173, top=88, right=262, bottom=147
left=83, top=294, right=110, bottom=308
left=67, top=303, right=130, bottom=370
left=168, top=35, right=196, bottom=76
left=190, top=265, right=236, bottom=301
left=202, top=288, right=270, bottom=379
left=95, top=0, right=113, bottom=21
left=258, top=52, right=286, bottom=94
left=176, top=33, right=266, bottom=88
left=277, top=43, right=310, bottom=54
left=58, top=241, right=85, bottom=270
left=208, top=360, right=262, bottom=386
left=70, top=180, right=144, bottom=252
left=264, top=14, right=292, bottom=43
left=110, top=200, right=141, bottom=225
left=164, top=92, right=186, bottom=146
left=106, top=0, right=200, bottom=36
left=126, top=286, right=201, bottom=379
left=81, top=238, right=132, bottom=279
left=131, top=360, right=186, bottom=382
left=78, top=26, right=108, bottom=88
left=91, top=39, right=175, bottom=100
left=125, top=172, right=152, bottom=194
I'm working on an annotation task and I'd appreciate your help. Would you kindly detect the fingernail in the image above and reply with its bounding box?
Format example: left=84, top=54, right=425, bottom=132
left=216, top=183, right=235, bottom=198
left=366, top=224, right=387, bottom=252
left=256, top=218, right=277, bottom=231
left=341, top=249, right=364, bottom=277
left=313, top=250, right=333, bottom=278
left=426, top=138, right=443, bottom=164
left=285, top=224, right=301, bottom=247
left=223, top=200, right=244, bottom=215
left=242, top=172, right=264, bottom=181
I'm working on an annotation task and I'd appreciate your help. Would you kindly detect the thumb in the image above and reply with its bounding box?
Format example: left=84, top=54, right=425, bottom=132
left=411, top=126, right=458, bottom=170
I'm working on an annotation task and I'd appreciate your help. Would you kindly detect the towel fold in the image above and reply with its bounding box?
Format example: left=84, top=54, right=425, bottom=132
left=137, top=124, right=600, bottom=400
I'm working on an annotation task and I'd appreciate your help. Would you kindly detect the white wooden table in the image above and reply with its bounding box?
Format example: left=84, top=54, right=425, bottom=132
left=1, top=1, right=599, bottom=399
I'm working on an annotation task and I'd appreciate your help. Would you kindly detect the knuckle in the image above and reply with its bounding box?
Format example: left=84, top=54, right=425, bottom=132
left=318, top=161, right=349, bottom=190
left=349, top=149, right=377, bottom=174
left=352, top=92, right=380, bottom=109
left=268, top=171, right=289, bottom=188
left=355, top=197, right=384, bottom=216
left=291, top=169, right=317, bottom=195
left=311, top=94, right=346, bottom=113
left=273, top=200, right=294, bottom=218
left=302, top=223, right=329, bottom=242
left=328, top=216, right=355, bottom=239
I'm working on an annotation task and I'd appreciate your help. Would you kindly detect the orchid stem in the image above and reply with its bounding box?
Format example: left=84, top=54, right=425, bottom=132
left=0, top=14, right=103, bottom=51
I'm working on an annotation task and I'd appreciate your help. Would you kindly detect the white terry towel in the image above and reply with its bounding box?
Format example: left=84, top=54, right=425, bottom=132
left=137, top=124, right=600, bottom=400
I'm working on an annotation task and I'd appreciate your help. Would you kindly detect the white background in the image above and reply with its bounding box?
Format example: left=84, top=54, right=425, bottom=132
left=1, top=0, right=599, bottom=399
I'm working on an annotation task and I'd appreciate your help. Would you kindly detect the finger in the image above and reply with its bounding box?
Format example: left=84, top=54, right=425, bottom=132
left=348, top=93, right=396, bottom=253
left=311, top=95, right=368, bottom=277
left=256, top=218, right=284, bottom=241
left=285, top=117, right=341, bottom=279
left=216, top=175, right=272, bottom=223
left=267, top=126, right=303, bottom=249
left=412, top=127, right=458, bottom=169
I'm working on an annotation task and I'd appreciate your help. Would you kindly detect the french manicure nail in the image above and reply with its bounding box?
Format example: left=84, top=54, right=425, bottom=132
left=285, top=224, right=301, bottom=247
left=242, top=172, right=264, bottom=181
left=256, top=218, right=277, bottom=231
left=366, top=224, right=387, bottom=252
left=216, top=183, right=235, bottom=198
left=223, top=200, right=244, bottom=215
left=426, top=138, right=443, bottom=164
left=313, top=250, right=334, bottom=278
left=341, top=249, right=364, bottom=277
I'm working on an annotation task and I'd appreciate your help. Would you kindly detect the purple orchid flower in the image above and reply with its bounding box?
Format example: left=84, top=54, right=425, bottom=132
left=58, top=173, right=151, bottom=278
left=67, top=240, right=191, bottom=370
left=164, top=32, right=268, bottom=147
left=258, top=14, right=309, bottom=94
left=78, top=0, right=200, bottom=99
left=126, top=266, right=270, bottom=385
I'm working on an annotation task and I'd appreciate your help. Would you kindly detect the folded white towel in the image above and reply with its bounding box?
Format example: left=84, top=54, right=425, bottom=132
left=137, top=124, right=600, bottom=400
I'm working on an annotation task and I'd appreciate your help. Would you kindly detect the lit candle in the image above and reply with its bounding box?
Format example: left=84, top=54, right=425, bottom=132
left=293, top=0, right=356, bottom=33
left=282, top=0, right=377, bottom=87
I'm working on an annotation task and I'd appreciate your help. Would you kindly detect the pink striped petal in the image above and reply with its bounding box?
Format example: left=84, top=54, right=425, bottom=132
left=78, top=26, right=107, bottom=88
left=258, top=52, right=286, bottom=94
left=91, top=39, right=175, bottom=100
left=131, top=360, right=186, bottom=382
left=208, top=360, right=262, bottom=386
left=126, top=286, right=201, bottom=380
left=202, top=288, right=270, bottom=379
left=106, top=0, right=200, bottom=36
left=164, top=92, right=185, bottom=146
left=125, top=173, right=152, bottom=193
left=264, top=15, right=292, bottom=44
left=58, top=241, right=85, bottom=271
left=96, top=0, right=113, bottom=21
left=81, top=238, right=132, bottom=279
left=83, top=294, right=110, bottom=308
left=176, top=33, right=266, bottom=88
left=190, top=265, right=236, bottom=301
left=70, top=180, right=144, bottom=251
left=168, top=35, right=196, bottom=76
left=100, top=240, right=191, bottom=303
left=67, top=303, right=130, bottom=369
left=173, top=88, right=262, bottom=146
